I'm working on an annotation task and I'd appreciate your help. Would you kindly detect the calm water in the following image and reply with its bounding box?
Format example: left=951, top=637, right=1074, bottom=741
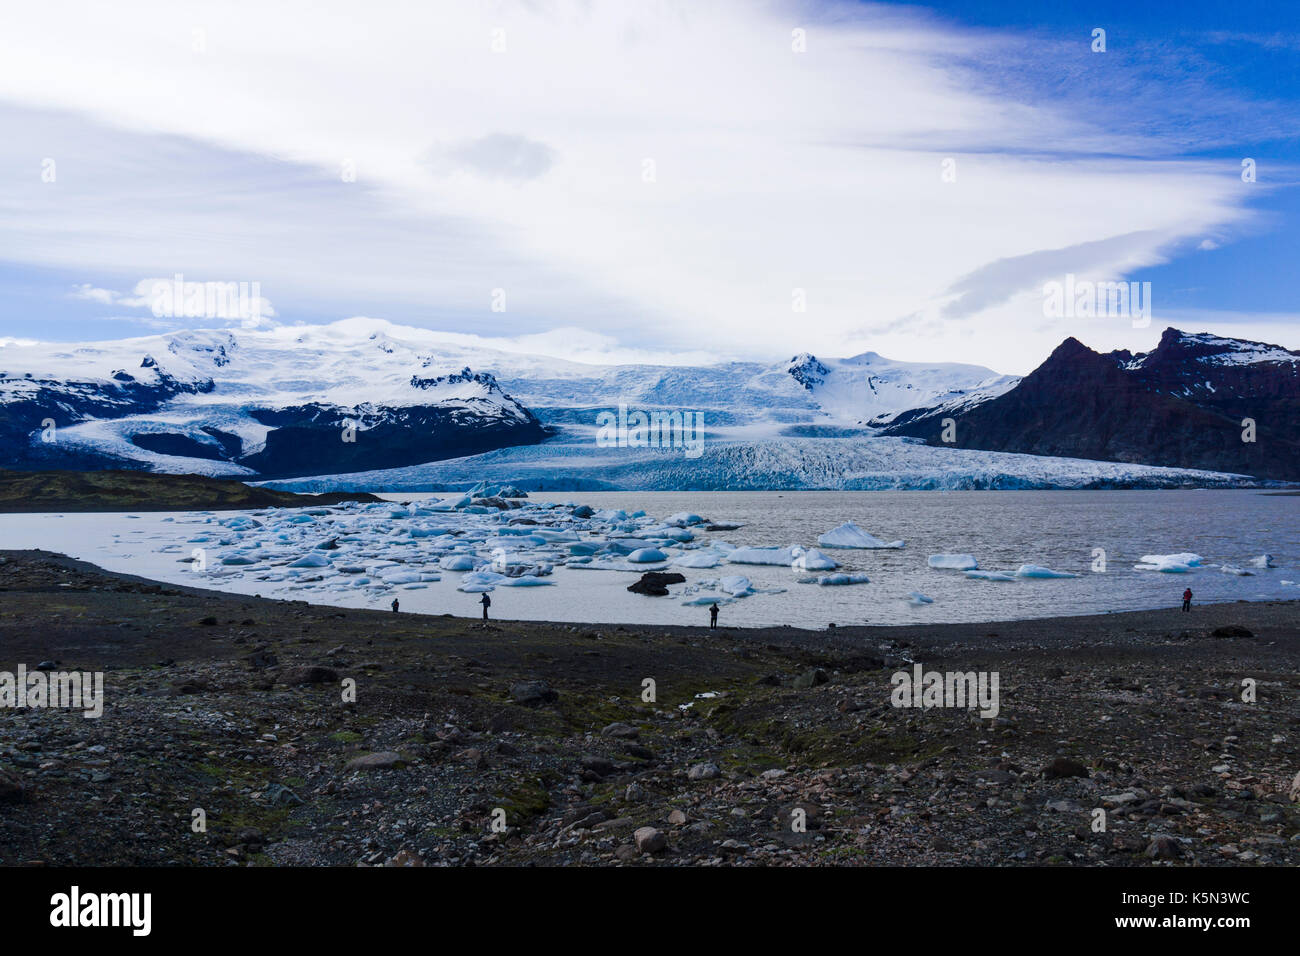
left=387, top=489, right=1298, bottom=627
left=2, top=489, right=1294, bottom=629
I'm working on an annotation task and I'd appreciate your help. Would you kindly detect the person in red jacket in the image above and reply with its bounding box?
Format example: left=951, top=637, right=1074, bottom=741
left=1181, top=587, right=1192, bottom=612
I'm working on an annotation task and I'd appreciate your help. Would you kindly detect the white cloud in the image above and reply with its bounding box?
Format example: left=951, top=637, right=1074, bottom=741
left=0, top=0, right=1286, bottom=371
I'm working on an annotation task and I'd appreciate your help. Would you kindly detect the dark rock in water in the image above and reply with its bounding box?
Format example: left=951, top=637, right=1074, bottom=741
left=510, top=680, right=558, bottom=706
left=1042, top=756, right=1090, bottom=779
left=281, top=665, right=339, bottom=685
left=627, top=571, right=686, bottom=597
left=572, top=505, right=595, bottom=518
left=34, top=661, right=57, bottom=672
left=793, top=668, right=829, bottom=690
left=1211, top=625, right=1253, bottom=639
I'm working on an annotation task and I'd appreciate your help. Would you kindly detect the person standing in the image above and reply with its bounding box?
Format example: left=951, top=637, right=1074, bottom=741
left=391, top=598, right=400, bottom=613
left=709, top=603, right=719, bottom=629
left=480, top=592, right=491, bottom=621
left=1181, top=587, right=1193, bottom=612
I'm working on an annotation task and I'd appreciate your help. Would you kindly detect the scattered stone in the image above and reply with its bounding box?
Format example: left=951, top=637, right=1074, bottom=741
left=1042, top=757, right=1089, bottom=779
left=634, top=826, right=667, bottom=854
left=510, top=680, right=558, bottom=707
left=345, top=751, right=407, bottom=771
left=688, top=762, right=720, bottom=781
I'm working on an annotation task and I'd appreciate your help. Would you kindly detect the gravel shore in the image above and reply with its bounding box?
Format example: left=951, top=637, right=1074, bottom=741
left=1, top=548, right=1297, bottom=867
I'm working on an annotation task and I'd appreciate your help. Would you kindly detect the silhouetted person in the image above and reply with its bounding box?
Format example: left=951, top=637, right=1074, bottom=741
left=391, top=598, right=400, bottom=613
left=709, top=604, right=718, bottom=629
left=480, top=592, right=491, bottom=621
left=1181, top=587, right=1192, bottom=612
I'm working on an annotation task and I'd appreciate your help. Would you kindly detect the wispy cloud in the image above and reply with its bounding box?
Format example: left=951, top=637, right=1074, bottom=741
left=0, top=0, right=1294, bottom=371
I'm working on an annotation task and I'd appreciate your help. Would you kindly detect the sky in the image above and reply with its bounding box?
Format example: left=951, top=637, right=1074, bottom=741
left=0, top=0, right=1297, bottom=374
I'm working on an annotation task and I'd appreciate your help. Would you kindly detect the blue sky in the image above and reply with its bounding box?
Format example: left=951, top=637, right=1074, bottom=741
left=0, top=0, right=1296, bottom=373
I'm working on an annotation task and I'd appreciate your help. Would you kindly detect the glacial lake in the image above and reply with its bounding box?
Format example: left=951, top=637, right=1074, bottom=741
left=2, top=489, right=1295, bottom=629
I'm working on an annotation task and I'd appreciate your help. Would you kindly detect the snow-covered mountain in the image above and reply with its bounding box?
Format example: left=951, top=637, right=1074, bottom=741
left=1, top=319, right=1291, bottom=487
left=0, top=321, right=548, bottom=479
left=0, top=318, right=1008, bottom=478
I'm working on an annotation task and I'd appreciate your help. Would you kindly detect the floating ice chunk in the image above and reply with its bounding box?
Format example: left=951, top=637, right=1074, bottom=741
left=439, top=554, right=478, bottom=571
left=964, top=570, right=1015, bottom=581
left=458, top=570, right=506, bottom=592
left=379, top=570, right=422, bottom=584
left=817, top=522, right=904, bottom=549
left=627, top=548, right=669, bottom=564
left=1220, top=564, right=1254, bottom=576
left=221, top=555, right=258, bottom=566
left=498, top=576, right=554, bottom=587
left=1135, top=553, right=1202, bottom=573
left=792, top=547, right=839, bottom=571
left=288, top=553, right=331, bottom=568
left=1250, top=554, right=1276, bottom=569
left=816, top=573, right=871, bottom=586
left=907, top=591, right=934, bottom=605
left=728, top=546, right=799, bottom=566
left=529, top=529, right=580, bottom=544
left=719, top=575, right=754, bottom=597
left=681, top=595, right=733, bottom=606
left=928, top=553, right=978, bottom=571
left=1015, top=564, right=1079, bottom=579
left=665, top=512, right=704, bottom=526
left=673, top=552, right=723, bottom=569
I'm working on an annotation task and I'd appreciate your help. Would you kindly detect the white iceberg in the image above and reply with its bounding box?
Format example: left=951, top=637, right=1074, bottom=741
left=728, top=546, right=799, bottom=566
left=1249, top=554, right=1276, bottom=569
left=1220, top=564, right=1254, bottom=576
left=907, top=591, right=934, bottom=605
left=288, top=553, right=330, bottom=568
left=928, top=553, right=978, bottom=571
left=817, top=521, right=904, bottom=549
left=791, top=547, right=839, bottom=571
left=672, top=552, right=723, bottom=569
left=1135, top=553, right=1202, bottom=573
left=719, top=575, right=755, bottom=597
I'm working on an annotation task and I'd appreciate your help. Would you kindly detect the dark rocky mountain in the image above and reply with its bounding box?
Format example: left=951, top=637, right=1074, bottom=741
left=879, top=328, right=1300, bottom=480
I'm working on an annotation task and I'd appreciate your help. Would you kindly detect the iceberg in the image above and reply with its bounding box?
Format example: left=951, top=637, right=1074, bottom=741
left=439, top=554, right=478, bottom=571
left=1220, top=564, right=1254, bottom=576
left=907, top=591, right=934, bottom=605
left=626, top=548, right=669, bottom=564
left=791, top=547, right=839, bottom=571
left=672, top=552, right=723, bottom=569
left=288, top=553, right=330, bottom=568
left=1135, top=553, right=1202, bottom=573
left=728, top=546, right=799, bottom=566
left=817, top=521, right=904, bottom=549
left=1249, top=554, right=1276, bottom=569
left=816, top=573, right=871, bottom=586
left=964, top=570, right=1015, bottom=581
left=928, top=553, right=978, bottom=571
left=719, top=575, right=755, bottom=597
left=1014, top=564, right=1079, bottom=579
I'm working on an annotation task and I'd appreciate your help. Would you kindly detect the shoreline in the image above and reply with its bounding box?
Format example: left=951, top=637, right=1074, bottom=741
left=1, top=547, right=1297, bottom=867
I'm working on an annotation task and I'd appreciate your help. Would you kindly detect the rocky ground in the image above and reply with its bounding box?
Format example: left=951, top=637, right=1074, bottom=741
left=1, top=548, right=1297, bottom=867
